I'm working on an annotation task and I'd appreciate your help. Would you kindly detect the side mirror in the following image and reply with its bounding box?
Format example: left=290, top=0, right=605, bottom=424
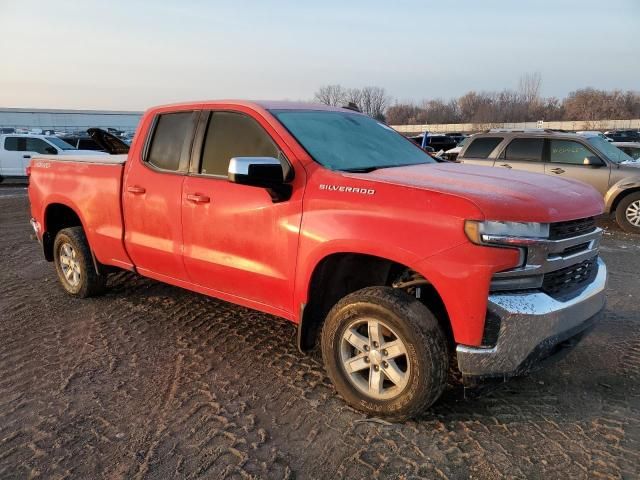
left=583, top=155, right=604, bottom=167
left=45, top=147, right=58, bottom=155
left=228, top=157, right=293, bottom=202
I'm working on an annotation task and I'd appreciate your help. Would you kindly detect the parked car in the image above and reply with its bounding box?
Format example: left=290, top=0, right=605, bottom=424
left=443, top=136, right=470, bottom=162
left=613, top=142, right=640, bottom=162
left=458, top=129, right=640, bottom=233
left=60, top=128, right=131, bottom=154
left=0, top=133, right=106, bottom=180
left=576, top=131, right=613, bottom=142
left=604, top=130, right=640, bottom=142
left=28, top=101, right=607, bottom=420
left=445, top=132, right=466, bottom=144
left=408, top=133, right=457, bottom=153
left=59, top=135, right=104, bottom=151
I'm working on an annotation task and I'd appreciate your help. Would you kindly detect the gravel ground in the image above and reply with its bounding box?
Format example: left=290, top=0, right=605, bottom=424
left=1, top=186, right=638, bottom=479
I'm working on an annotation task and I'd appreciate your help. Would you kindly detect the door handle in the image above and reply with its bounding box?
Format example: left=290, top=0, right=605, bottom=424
left=550, top=167, right=565, bottom=174
left=23, top=155, right=31, bottom=159
left=127, top=185, right=146, bottom=194
left=499, top=164, right=512, bottom=169
left=186, top=193, right=210, bottom=204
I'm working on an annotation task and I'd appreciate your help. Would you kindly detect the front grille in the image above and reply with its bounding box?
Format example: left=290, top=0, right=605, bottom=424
left=542, top=257, right=597, bottom=296
left=549, top=217, right=596, bottom=240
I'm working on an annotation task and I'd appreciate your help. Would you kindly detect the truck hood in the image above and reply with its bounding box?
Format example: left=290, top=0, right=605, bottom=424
left=348, top=163, right=604, bottom=222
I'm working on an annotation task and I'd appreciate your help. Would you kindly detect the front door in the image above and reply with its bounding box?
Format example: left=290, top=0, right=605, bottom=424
left=122, top=110, right=199, bottom=281
left=544, top=139, right=611, bottom=195
left=181, top=110, right=303, bottom=315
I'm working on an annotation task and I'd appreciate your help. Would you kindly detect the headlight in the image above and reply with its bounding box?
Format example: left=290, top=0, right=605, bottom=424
left=465, top=220, right=550, bottom=245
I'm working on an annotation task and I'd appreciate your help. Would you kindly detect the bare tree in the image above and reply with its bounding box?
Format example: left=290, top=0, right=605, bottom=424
left=315, top=76, right=639, bottom=125
left=518, top=72, right=542, bottom=103
left=344, top=88, right=363, bottom=109
left=314, top=85, right=346, bottom=106
left=359, top=86, right=390, bottom=121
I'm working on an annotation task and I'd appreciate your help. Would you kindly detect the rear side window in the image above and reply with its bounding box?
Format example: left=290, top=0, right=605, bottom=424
left=26, top=138, right=55, bottom=154
left=4, top=137, right=22, bottom=151
left=503, top=138, right=544, bottom=162
left=200, top=112, right=279, bottom=176
left=549, top=140, right=596, bottom=165
left=462, top=137, right=503, bottom=158
left=146, top=112, right=195, bottom=172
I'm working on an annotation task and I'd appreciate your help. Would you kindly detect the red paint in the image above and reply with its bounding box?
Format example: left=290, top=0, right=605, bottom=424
left=28, top=101, right=604, bottom=347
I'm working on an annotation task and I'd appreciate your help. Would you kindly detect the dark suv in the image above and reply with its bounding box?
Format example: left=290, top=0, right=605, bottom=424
left=458, top=129, right=640, bottom=233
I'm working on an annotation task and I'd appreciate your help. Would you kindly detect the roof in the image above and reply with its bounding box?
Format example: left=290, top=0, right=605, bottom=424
left=149, top=100, right=356, bottom=114
left=612, top=141, right=640, bottom=147
left=477, top=129, right=581, bottom=139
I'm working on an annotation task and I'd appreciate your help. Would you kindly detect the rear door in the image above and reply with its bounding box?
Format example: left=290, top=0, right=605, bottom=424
left=122, top=110, right=199, bottom=281
left=495, top=137, right=545, bottom=173
left=458, top=137, right=504, bottom=166
left=181, top=109, right=303, bottom=315
left=544, top=139, right=611, bottom=195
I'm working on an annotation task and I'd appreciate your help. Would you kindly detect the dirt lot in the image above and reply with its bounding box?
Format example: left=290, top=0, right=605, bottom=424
left=0, top=185, right=638, bottom=479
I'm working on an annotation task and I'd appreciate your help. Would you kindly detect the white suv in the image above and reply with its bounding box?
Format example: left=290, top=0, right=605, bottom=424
left=0, top=134, right=107, bottom=181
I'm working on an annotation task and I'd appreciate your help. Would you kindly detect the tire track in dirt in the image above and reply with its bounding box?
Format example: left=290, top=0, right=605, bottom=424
left=0, top=192, right=639, bottom=479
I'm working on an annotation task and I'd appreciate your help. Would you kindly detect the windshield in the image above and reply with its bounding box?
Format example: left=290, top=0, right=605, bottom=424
left=587, top=136, right=635, bottom=164
left=46, top=137, right=75, bottom=150
left=272, top=110, right=435, bottom=171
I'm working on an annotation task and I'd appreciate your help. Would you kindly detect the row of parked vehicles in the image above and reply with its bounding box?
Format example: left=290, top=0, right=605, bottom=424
left=26, top=100, right=611, bottom=419
left=0, top=129, right=130, bottom=180
left=409, top=129, right=640, bottom=233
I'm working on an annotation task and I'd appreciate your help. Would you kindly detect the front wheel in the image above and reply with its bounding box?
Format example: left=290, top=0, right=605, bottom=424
left=321, top=287, right=448, bottom=421
left=53, top=227, right=106, bottom=298
left=615, top=192, right=640, bottom=234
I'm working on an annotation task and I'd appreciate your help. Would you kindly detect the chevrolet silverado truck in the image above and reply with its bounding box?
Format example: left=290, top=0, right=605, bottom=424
left=28, top=101, right=607, bottom=420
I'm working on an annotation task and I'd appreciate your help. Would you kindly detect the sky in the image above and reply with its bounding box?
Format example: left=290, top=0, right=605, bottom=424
left=0, top=0, right=638, bottom=110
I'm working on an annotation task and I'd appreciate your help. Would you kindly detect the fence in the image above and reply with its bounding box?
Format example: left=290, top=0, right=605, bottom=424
left=391, top=119, right=640, bottom=135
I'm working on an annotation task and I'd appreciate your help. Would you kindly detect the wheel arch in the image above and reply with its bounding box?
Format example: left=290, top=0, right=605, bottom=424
left=609, top=186, right=640, bottom=215
left=42, top=202, right=86, bottom=261
left=296, top=251, right=452, bottom=353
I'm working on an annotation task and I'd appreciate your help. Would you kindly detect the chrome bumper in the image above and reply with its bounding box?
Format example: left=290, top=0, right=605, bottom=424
left=457, top=257, right=607, bottom=378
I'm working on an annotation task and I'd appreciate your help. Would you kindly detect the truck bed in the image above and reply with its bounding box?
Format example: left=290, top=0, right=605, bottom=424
left=28, top=154, right=133, bottom=270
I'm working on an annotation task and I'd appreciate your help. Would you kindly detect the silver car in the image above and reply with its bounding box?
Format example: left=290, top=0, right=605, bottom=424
left=458, top=129, right=640, bottom=233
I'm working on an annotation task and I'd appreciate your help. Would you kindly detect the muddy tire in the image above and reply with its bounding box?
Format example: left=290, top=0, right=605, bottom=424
left=615, top=192, right=640, bottom=234
left=53, top=227, right=106, bottom=298
left=321, top=286, right=448, bottom=421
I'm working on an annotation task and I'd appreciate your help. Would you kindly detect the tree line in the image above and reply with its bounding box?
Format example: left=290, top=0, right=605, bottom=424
left=314, top=74, right=640, bottom=125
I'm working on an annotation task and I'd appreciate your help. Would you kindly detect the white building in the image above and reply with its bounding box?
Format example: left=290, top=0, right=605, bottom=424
left=0, top=108, right=142, bottom=135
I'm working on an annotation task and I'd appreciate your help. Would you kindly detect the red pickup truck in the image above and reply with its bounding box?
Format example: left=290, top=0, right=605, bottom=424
left=28, top=101, right=607, bottom=420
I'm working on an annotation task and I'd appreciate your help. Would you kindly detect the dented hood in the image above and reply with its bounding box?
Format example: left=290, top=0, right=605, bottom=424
left=349, top=163, right=604, bottom=223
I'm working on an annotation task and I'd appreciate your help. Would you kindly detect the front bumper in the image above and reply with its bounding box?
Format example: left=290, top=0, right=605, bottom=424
left=456, top=257, right=607, bottom=379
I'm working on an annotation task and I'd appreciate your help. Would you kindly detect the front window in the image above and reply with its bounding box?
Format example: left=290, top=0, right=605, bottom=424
left=46, top=137, right=75, bottom=150
left=200, top=112, right=280, bottom=176
left=272, top=110, right=434, bottom=171
left=549, top=140, right=597, bottom=165
left=586, top=136, right=634, bottom=164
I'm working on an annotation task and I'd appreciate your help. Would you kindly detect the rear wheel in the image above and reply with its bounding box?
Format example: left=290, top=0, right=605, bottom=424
left=321, top=287, right=448, bottom=421
left=53, top=227, right=106, bottom=298
left=615, top=192, right=640, bottom=234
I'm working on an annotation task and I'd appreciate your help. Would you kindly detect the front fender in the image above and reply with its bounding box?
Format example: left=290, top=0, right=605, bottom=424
left=605, top=176, right=640, bottom=213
